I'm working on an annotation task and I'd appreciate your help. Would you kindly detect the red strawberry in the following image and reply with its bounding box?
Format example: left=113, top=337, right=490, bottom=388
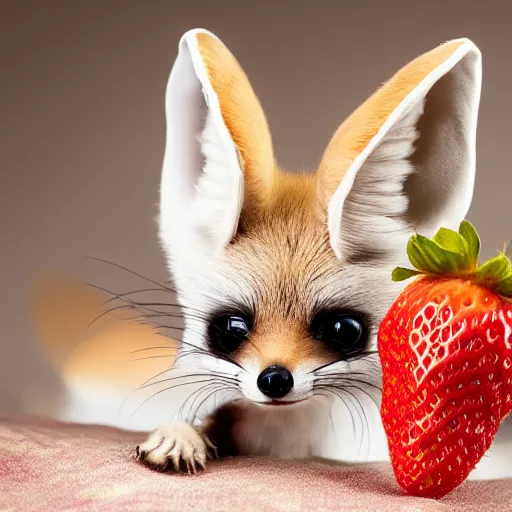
left=378, top=220, right=512, bottom=499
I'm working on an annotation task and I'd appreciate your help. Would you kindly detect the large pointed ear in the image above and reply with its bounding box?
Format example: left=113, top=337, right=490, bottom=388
left=317, top=39, right=482, bottom=261
left=159, top=29, right=275, bottom=262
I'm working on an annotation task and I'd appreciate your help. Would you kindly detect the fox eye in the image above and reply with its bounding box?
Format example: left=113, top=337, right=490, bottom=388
left=310, top=311, right=368, bottom=357
left=208, top=315, right=250, bottom=354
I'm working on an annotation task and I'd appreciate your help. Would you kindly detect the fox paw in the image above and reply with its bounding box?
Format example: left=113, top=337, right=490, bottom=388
left=135, top=422, right=216, bottom=474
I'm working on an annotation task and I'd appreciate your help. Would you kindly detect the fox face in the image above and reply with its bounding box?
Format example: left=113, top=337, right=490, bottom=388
left=174, top=170, right=402, bottom=410
left=155, top=30, right=482, bottom=461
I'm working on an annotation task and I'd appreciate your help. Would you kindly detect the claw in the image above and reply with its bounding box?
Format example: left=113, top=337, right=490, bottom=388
left=203, top=435, right=217, bottom=451
left=196, top=457, right=206, bottom=471
left=171, top=453, right=181, bottom=473
left=136, top=422, right=210, bottom=474
left=135, top=446, right=146, bottom=461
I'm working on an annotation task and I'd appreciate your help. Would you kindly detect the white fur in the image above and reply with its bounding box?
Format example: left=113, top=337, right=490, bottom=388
left=339, top=100, right=424, bottom=264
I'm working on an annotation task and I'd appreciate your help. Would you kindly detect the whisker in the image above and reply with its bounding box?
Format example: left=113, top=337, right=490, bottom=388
left=84, top=300, right=186, bottom=332
left=313, top=376, right=382, bottom=392
left=343, top=388, right=369, bottom=459
left=314, top=380, right=381, bottom=408
left=308, top=352, right=379, bottom=375
left=138, top=322, right=185, bottom=332
left=129, top=311, right=185, bottom=321
left=314, top=369, right=379, bottom=377
left=180, top=382, right=236, bottom=423
left=139, top=373, right=240, bottom=392
left=84, top=303, right=141, bottom=330
left=85, top=257, right=175, bottom=292
left=315, top=385, right=357, bottom=443
left=134, top=313, right=181, bottom=320
left=344, top=384, right=381, bottom=411
left=178, top=382, right=218, bottom=421
left=130, top=346, right=178, bottom=354
left=189, top=385, right=240, bottom=424
left=126, top=378, right=225, bottom=420
left=177, top=340, right=248, bottom=374
left=314, top=378, right=381, bottom=461
left=120, top=368, right=237, bottom=413
left=130, top=354, right=177, bottom=362
left=100, top=287, right=174, bottom=307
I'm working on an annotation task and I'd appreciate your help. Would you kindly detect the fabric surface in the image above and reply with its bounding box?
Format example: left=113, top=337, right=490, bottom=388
left=0, top=416, right=511, bottom=512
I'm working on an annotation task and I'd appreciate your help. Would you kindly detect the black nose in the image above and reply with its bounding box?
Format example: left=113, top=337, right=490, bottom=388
left=257, top=365, right=294, bottom=399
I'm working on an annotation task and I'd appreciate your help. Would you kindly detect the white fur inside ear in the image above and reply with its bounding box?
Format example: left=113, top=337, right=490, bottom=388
left=328, top=40, right=481, bottom=262
left=159, top=29, right=244, bottom=265
left=340, top=100, right=425, bottom=260
left=190, top=111, right=244, bottom=252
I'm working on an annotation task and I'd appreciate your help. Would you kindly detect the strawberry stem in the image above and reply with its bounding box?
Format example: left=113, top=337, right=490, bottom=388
left=392, top=220, right=512, bottom=298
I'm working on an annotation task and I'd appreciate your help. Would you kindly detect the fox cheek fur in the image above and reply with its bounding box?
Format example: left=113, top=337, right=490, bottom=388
left=148, top=29, right=482, bottom=463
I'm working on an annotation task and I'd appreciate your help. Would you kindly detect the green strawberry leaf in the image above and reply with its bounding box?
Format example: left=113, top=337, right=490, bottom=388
left=475, top=252, right=512, bottom=288
left=458, top=220, right=481, bottom=267
left=391, top=267, right=422, bottom=282
left=433, top=227, right=469, bottom=257
left=407, top=234, right=465, bottom=274
left=496, top=273, right=512, bottom=298
left=391, top=220, right=512, bottom=299
left=396, top=220, right=512, bottom=298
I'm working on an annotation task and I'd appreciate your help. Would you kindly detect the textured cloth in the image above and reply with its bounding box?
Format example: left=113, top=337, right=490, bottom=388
left=0, top=416, right=511, bottom=511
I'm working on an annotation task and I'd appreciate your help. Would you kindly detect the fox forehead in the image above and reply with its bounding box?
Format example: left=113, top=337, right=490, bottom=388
left=226, top=170, right=337, bottom=321
left=219, top=170, right=398, bottom=329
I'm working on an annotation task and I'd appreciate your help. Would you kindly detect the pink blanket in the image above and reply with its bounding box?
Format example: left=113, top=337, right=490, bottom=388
left=1, top=416, right=510, bottom=511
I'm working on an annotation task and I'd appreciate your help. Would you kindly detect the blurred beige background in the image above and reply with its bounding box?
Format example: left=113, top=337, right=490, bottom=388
left=2, top=1, right=512, bottom=423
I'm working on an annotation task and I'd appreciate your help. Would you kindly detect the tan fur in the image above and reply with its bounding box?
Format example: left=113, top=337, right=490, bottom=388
left=196, top=32, right=276, bottom=213
left=316, top=40, right=466, bottom=209
left=227, top=171, right=340, bottom=371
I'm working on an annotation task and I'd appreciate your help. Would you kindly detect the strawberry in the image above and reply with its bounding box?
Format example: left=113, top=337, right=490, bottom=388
left=378, top=220, right=512, bottom=499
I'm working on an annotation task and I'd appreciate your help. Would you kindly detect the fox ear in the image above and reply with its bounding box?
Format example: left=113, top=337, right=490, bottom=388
left=159, top=29, right=275, bottom=262
left=317, top=39, right=482, bottom=262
